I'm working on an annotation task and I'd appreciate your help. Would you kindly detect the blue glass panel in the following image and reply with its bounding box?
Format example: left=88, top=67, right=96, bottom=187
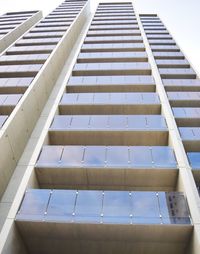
left=60, top=93, right=77, bottom=104
left=36, top=146, right=63, bottom=167
left=50, top=116, right=71, bottom=129
left=158, top=192, right=190, bottom=224
left=130, top=146, right=152, bottom=168
left=70, top=116, right=90, bottom=128
left=103, top=191, right=131, bottom=224
left=46, top=190, right=76, bottom=222
left=74, top=190, right=102, bottom=223
left=90, top=115, right=107, bottom=128
left=18, top=189, right=50, bottom=220
left=146, top=116, right=167, bottom=129
left=106, top=146, right=129, bottom=167
left=152, top=147, right=177, bottom=168
left=179, top=127, right=200, bottom=140
left=128, top=116, right=146, bottom=128
left=83, top=146, right=106, bottom=167
left=132, top=191, right=161, bottom=224
left=77, top=93, right=94, bottom=104
left=94, top=93, right=109, bottom=104
left=61, top=146, right=84, bottom=167
left=187, top=152, right=200, bottom=169
left=110, top=93, right=125, bottom=104
left=108, top=116, right=126, bottom=128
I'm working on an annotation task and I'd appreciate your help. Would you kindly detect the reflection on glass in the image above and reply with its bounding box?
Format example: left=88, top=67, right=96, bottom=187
left=70, top=116, right=90, bottom=129
left=107, top=146, right=129, bottom=167
left=90, top=115, right=107, bottom=128
left=132, top=192, right=161, bottom=224
left=17, top=190, right=191, bottom=225
left=108, top=115, right=126, bottom=128
left=36, top=146, right=63, bottom=166
left=46, top=190, right=76, bottom=222
left=103, top=191, right=131, bottom=224
left=130, top=147, right=152, bottom=167
left=84, top=146, right=105, bottom=167
left=179, top=127, right=200, bottom=140
left=18, top=189, right=50, bottom=220
left=50, top=116, right=71, bottom=129
left=187, top=152, right=200, bottom=169
left=128, top=116, right=146, bottom=128
left=146, top=116, right=166, bottom=129
left=61, top=146, right=84, bottom=167
left=158, top=192, right=190, bottom=224
left=74, top=190, right=102, bottom=223
left=152, top=147, right=176, bottom=168
left=94, top=93, right=109, bottom=104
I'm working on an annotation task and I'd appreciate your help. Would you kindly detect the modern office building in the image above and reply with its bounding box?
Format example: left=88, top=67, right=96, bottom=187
left=0, top=1, right=199, bottom=254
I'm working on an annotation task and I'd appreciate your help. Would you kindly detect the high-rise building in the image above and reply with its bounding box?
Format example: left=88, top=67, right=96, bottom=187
left=0, top=11, right=42, bottom=54
left=0, top=1, right=199, bottom=254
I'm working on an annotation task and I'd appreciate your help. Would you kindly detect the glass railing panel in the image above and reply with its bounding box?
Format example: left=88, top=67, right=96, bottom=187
left=74, top=190, right=102, bottom=223
left=103, top=191, right=132, bottom=224
left=17, top=189, right=51, bottom=220
left=61, top=146, right=84, bottom=167
left=83, top=146, right=105, bottom=167
left=36, top=146, right=63, bottom=166
left=46, top=189, right=76, bottom=221
left=106, top=146, right=129, bottom=167
left=131, top=192, right=161, bottom=224
left=17, top=190, right=191, bottom=225
left=187, top=152, right=200, bottom=169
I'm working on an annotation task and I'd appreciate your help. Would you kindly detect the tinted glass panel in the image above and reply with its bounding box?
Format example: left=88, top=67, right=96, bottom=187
left=130, top=147, right=152, bottom=167
left=132, top=192, right=161, bottom=224
left=61, top=146, right=84, bottom=166
left=46, top=190, right=76, bottom=221
left=106, top=146, right=129, bottom=167
left=83, top=146, right=105, bottom=166
left=103, top=191, right=131, bottom=223
left=187, top=152, right=200, bottom=169
left=74, top=190, right=102, bottom=222
left=18, top=189, right=50, bottom=220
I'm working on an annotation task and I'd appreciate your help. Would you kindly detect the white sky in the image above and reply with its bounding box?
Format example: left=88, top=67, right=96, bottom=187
left=0, top=0, right=199, bottom=76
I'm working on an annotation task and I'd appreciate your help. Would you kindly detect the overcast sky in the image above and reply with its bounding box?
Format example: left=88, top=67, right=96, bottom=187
left=0, top=0, right=199, bottom=75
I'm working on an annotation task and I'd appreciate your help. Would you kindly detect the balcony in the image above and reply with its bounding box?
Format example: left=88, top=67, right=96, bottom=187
left=15, top=189, right=192, bottom=254
left=153, top=52, right=184, bottom=59
left=0, top=54, right=49, bottom=65
left=35, top=145, right=177, bottom=189
left=173, top=107, right=200, bottom=126
left=167, top=92, right=200, bottom=107
left=0, top=93, right=22, bottom=114
left=81, top=42, right=144, bottom=52
left=84, top=36, right=143, bottom=44
left=67, top=75, right=155, bottom=93
left=6, top=45, right=55, bottom=54
left=49, top=115, right=168, bottom=146
left=0, top=64, right=42, bottom=77
left=159, top=68, right=196, bottom=79
left=164, top=79, right=200, bottom=91
left=0, top=77, right=33, bottom=93
left=87, top=30, right=140, bottom=37
left=89, top=25, right=139, bottom=31
left=15, top=38, right=60, bottom=46
left=59, top=92, right=160, bottom=115
left=156, top=59, right=190, bottom=68
left=72, top=62, right=151, bottom=76
left=187, top=152, right=200, bottom=183
left=179, top=127, right=200, bottom=151
left=77, top=52, right=148, bottom=63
